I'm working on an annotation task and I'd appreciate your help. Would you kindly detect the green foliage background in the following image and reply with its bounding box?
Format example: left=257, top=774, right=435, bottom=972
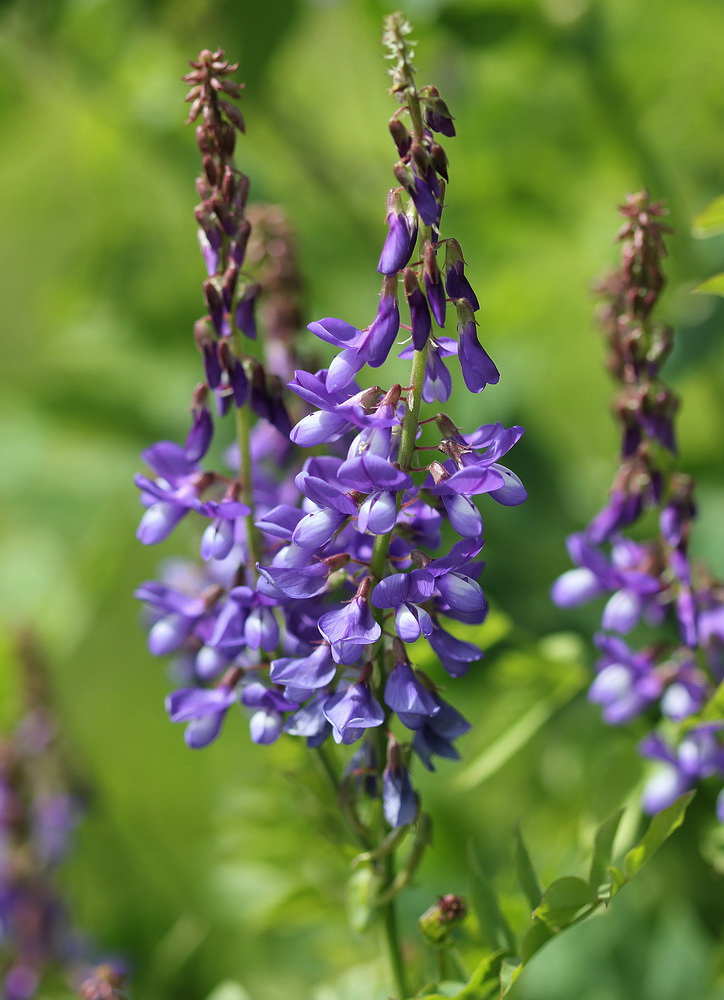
left=0, top=0, right=723, bottom=996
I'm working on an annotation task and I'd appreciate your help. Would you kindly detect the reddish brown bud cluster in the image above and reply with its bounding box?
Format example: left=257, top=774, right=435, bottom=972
left=595, top=192, right=680, bottom=494
left=78, top=965, right=128, bottom=1000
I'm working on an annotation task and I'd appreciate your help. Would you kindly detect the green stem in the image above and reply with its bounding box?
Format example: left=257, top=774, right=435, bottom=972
left=398, top=342, right=430, bottom=472
left=382, top=850, right=409, bottom=999
left=233, top=396, right=262, bottom=576
left=366, top=338, right=430, bottom=998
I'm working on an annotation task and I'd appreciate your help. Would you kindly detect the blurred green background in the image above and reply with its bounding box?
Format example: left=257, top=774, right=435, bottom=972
left=1, top=0, right=723, bottom=996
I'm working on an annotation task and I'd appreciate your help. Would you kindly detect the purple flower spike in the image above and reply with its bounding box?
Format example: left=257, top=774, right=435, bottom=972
left=323, top=682, right=385, bottom=744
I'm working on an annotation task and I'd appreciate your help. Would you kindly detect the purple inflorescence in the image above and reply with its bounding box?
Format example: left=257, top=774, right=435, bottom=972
left=134, top=37, right=525, bottom=831
left=551, top=192, right=724, bottom=818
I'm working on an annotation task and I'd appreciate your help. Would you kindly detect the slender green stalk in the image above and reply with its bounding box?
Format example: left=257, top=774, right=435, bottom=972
left=398, top=342, right=430, bottom=472
left=382, top=850, right=409, bottom=999
left=233, top=388, right=262, bottom=575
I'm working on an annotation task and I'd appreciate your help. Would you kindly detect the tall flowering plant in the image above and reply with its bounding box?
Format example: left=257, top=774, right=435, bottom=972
left=0, top=634, right=130, bottom=1000
left=552, top=192, right=724, bottom=819
left=134, top=16, right=525, bottom=997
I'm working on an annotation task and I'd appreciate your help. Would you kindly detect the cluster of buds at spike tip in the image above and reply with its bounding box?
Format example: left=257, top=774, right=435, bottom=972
left=181, top=50, right=291, bottom=431
left=552, top=192, right=724, bottom=822
left=134, top=26, right=525, bottom=841
left=77, top=966, right=130, bottom=1000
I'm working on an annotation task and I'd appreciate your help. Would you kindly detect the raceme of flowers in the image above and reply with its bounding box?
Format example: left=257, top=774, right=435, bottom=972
left=134, top=29, right=526, bottom=830
left=551, top=193, right=724, bottom=820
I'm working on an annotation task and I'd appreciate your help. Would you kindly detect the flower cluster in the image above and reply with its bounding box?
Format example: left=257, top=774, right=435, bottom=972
left=0, top=634, right=89, bottom=1000
left=552, top=192, right=724, bottom=819
left=134, top=25, right=525, bottom=831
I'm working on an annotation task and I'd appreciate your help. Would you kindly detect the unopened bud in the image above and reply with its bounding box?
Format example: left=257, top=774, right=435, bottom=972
left=418, top=894, right=468, bottom=946
left=389, top=117, right=411, bottom=157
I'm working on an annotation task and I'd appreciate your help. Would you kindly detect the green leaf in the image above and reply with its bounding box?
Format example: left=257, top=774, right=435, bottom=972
left=514, top=825, right=543, bottom=911
left=456, top=666, right=585, bottom=791
left=455, top=951, right=504, bottom=998
left=692, top=273, right=724, bottom=296
left=532, top=877, right=597, bottom=930
left=698, top=679, right=724, bottom=723
left=519, top=918, right=555, bottom=964
left=624, top=791, right=696, bottom=877
left=500, top=958, right=523, bottom=997
left=606, top=865, right=627, bottom=899
left=467, top=844, right=517, bottom=953
left=693, top=194, right=724, bottom=235
left=588, top=808, right=625, bottom=891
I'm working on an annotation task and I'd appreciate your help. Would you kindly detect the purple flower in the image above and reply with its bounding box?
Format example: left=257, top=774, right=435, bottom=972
left=384, top=660, right=439, bottom=727
left=257, top=559, right=330, bottom=600
left=588, top=634, right=662, bottom=724
left=318, top=582, right=382, bottom=652
left=640, top=725, right=724, bottom=814
left=372, top=570, right=435, bottom=642
left=383, top=754, right=419, bottom=827
left=135, top=442, right=205, bottom=545
left=167, top=684, right=238, bottom=748
left=242, top=682, right=297, bottom=744
left=198, top=498, right=250, bottom=561
left=427, top=622, right=483, bottom=677
left=284, top=692, right=333, bottom=747
left=270, top=644, right=337, bottom=690
left=323, top=682, right=385, bottom=744
left=234, top=282, right=260, bottom=339
left=403, top=268, right=432, bottom=351
left=378, top=191, right=418, bottom=275
left=423, top=241, right=447, bottom=327
left=552, top=534, right=663, bottom=634
left=394, top=162, right=441, bottom=226
left=134, top=580, right=210, bottom=656
left=413, top=694, right=471, bottom=770
left=444, top=239, right=479, bottom=311
left=455, top=301, right=500, bottom=393
left=425, top=540, right=487, bottom=622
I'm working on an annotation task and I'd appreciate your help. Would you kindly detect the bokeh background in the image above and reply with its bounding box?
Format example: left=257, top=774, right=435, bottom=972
left=1, top=0, right=723, bottom=996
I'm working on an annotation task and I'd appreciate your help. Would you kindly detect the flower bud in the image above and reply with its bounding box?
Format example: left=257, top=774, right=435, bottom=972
left=418, top=894, right=467, bottom=946
left=389, top=117, right=411, bottom=157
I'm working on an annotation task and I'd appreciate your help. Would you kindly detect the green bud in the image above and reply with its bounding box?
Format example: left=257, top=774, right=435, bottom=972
left=418, top=894, right=468, bottom=947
